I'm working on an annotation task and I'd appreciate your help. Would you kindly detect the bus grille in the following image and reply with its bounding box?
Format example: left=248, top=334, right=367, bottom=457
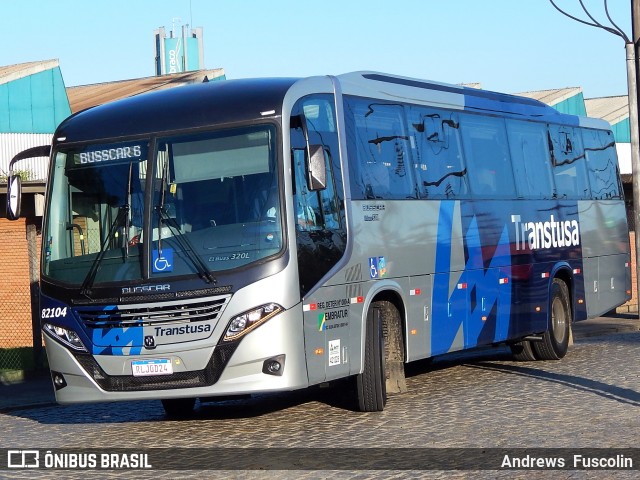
left=73, top=343, right=238, bottom=392
left=75, top=296, right=230, bottom=329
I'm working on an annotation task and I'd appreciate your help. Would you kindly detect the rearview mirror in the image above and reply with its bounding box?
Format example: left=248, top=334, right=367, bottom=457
left=5, top=144, right=51, bottom=220
left=307, top=144, right=327, bottom=191
left=6, top=174, right=22, bottom=220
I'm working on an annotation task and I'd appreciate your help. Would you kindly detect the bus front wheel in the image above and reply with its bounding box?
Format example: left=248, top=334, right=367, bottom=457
left=356, top=304, right=386, bottom=411
left=533, top=278, right=571, bottom=360
left=356, top=300, right=407, bottom=412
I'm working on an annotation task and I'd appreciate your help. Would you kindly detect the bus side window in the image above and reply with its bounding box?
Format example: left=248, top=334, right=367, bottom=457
left=549, top=124, right=591, bottom=199
left=346, top=99, right=416, bottom=199
left=460, top=114, right=516, bottom=198
left=290, top=94, right=347, bottom=295
left=583, top=129, right=621, bottom=199
left=506, top=119, right=554, bottom=199
left=407, top=106, right=468, bottom=199
left=291, top=98, right=343, bottom=232
left=292, top=148, right=322, bottom=230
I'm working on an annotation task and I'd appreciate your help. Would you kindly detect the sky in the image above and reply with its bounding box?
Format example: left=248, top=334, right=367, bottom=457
left=2, top=0, right=634, bottom=98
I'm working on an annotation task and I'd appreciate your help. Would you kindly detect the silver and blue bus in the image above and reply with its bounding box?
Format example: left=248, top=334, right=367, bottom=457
left=6, top=72, right=631, bottom=414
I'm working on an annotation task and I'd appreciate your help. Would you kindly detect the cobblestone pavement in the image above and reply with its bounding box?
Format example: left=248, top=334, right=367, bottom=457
left=0, top=330, right=639, bottom=479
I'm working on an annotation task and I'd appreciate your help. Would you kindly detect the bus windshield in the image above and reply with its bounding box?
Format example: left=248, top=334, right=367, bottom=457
left=43, top=125, right=283, bottom=287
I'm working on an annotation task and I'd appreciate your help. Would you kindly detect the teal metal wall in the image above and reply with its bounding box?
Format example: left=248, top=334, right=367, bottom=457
left=551, top=92, right=587, bottom=116
left=611, top=117, right=630, bottom=143
left=0, top=67, right=71, bottom=134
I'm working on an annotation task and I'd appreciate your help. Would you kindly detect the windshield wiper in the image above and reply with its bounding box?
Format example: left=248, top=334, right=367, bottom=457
left=123, top=162, right=134, bottom=258
left=155, top=150, right=214, bottom=284
left=156, top=206, right=216, bottom=284
left=80, top=161, right=137, bottom=299
left=80, top=204, right=129, bottom=298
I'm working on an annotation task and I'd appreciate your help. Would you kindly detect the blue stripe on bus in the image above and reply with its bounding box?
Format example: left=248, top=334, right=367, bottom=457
left=428, top=198, right=600, bottom=354
left=432, top=201, right=513, bottom=354
left=432, top=201, right=464, bottom=354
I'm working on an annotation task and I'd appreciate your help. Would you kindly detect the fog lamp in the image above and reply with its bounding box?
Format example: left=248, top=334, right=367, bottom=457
left=51, top=371, right=67, bottom=390
left=262, top=354, right=285, bottom=376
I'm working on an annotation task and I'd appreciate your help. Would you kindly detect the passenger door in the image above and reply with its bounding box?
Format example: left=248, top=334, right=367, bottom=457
left=290, top=94, right=349, bottom=383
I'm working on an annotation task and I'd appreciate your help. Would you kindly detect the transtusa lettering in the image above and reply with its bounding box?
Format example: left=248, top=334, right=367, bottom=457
left=512, top=214, right=580, bottom=251
left=154, top=324, right=211, bottom=336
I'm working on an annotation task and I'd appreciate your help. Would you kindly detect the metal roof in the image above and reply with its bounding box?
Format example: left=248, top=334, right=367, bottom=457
left=0, top=59, right=60, bottom=86
left=66, top=68, right=226, bottom=113
left=517, top=87, right=583, bottom=107
left=584, top=95, right=629, bottom=124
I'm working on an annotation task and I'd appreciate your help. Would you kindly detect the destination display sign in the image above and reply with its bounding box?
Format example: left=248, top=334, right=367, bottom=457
left=73, top=144, right=146, bottom=165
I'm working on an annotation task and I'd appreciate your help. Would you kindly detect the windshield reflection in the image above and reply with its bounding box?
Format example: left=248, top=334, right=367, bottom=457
left=43, top=125, right=283, bottom=288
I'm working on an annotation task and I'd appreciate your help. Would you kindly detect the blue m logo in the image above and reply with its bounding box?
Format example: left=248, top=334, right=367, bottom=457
left=92, top=327, right=143, bottom=355
left=431, top=201, right=512, bottom=355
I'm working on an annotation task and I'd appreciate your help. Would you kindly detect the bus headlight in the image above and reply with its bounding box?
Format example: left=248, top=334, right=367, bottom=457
left=223, top=303, right=283, bottom=342
left=43, top=323, right=88, bottom=352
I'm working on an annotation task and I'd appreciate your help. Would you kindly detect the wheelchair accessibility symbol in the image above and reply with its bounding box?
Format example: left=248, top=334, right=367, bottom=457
left=369, top=256, right=387, bottom=279
left=152, top=248, right=174, bottom=273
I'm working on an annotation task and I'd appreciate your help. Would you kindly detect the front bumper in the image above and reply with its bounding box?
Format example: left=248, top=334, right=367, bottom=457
left=45, top=306, right=309, bottom=404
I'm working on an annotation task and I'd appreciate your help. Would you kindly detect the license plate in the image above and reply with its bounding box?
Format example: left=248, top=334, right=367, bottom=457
left=131, top=359, right=173, bottom=377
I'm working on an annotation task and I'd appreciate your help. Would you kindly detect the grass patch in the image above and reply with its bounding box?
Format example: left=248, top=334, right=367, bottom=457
left=0, top=347, right=47, bottom=372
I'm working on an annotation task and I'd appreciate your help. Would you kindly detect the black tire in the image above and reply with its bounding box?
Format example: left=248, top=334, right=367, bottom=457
left=161, top=397, right=196, bottom=418
left=380, top=301, right=407, bottom=395
left=510, top=339, right=537, bottom=361
left=356, top=304, right=386, bottom=412
left=533, top=278, right=571, bottom=360
left=356, top=300, right=407, bottom=411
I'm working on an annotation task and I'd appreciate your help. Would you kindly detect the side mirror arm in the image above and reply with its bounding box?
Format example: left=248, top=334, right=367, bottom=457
left=5, top=145, right=51, bottom=220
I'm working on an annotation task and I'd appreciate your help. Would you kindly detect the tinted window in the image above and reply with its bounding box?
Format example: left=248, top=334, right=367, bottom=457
left=506, top=120, right=554, bottom=199
left=460, top=114, right=516, bottom=197
left=291, top=95, right=346, bottom=295
left=345, top=98, right=416, bottom=199
left=583, top=129, right=621, bottom=199
left=43, top=143, right=149, bottom=284
left=549, top=124, right=591, bottom=199
left=407, top=106, right=468, bottom=198
left=151, top=126, right=283, bottom=277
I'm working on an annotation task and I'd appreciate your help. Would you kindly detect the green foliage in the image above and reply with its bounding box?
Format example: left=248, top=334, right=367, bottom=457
left=0, top=169, right=33, bottom=183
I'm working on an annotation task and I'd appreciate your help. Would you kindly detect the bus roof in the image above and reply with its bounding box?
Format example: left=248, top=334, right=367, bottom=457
left=337, top=71, right=611, bottom=130
left=53, top=72, right=611, bottom=144
left=54, top=77, right=299, bottom=143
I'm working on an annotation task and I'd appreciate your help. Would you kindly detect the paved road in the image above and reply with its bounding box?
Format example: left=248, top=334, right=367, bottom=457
left=0, top=327, right=638, bottom=479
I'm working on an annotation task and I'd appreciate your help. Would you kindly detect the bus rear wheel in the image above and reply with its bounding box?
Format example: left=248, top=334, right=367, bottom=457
left=533, top=278, right=571, bottom=360
left=509, top=339, right=537, bottom=361
left=161, top=397, right=196, bottom=418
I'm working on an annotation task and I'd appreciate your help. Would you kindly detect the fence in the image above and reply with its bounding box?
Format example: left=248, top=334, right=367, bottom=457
left=0, top=218, right=44, bottom=374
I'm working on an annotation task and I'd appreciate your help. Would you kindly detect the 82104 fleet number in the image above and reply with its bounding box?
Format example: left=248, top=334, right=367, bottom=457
left=41, top=307, right=68, bottom=319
